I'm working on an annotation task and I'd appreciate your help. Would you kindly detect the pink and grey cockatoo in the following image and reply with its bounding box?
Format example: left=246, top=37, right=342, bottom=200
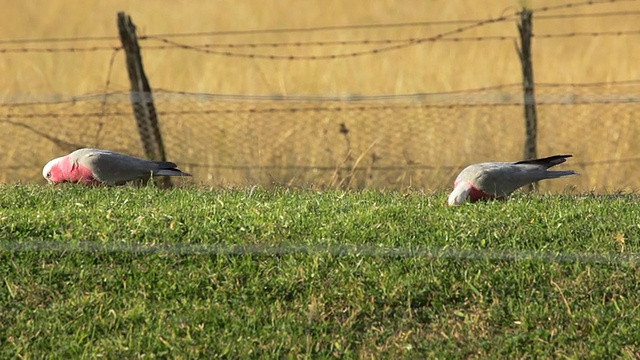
left=447, top=154, right=577, bottom=206
left=42, top=148, right=191, bottom=185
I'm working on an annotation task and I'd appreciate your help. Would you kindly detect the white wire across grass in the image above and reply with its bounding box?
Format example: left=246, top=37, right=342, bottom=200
left=2, top=240, right=638, bottom=265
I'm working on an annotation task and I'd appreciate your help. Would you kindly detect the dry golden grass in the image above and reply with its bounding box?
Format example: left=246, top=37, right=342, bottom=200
left=1, top=0, right=639, bottom=191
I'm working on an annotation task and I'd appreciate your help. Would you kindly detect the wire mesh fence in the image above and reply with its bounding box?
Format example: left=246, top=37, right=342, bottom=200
left=1, top=82, right=639, bottom=191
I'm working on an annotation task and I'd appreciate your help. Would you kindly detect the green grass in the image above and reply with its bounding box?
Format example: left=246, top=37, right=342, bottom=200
left=1, top=185, right=640, bottom=358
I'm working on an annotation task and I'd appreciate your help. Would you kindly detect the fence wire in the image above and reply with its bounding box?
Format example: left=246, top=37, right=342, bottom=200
left=2, top=239, right=640, bottom=265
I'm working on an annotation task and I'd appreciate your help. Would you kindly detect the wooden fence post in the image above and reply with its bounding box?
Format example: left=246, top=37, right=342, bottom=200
left=117, top=12, right=171, bottom=187
left=517, top=8, right=538, bottom=191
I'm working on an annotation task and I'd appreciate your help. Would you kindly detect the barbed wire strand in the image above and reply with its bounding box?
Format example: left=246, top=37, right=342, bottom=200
left=0, top=46, right=121, bottom=53
left=147, top=35, right=516, bottom=50
left=0, top=13, right=520, bottom=46
left=147, top=17, right=512, bottom=61
left=144, top=1, right=640, bottom=61
left=536, top=29, right=640, bottom=38
left=0, top=3, right=637, bottom=54
left=0, top=17, right=512, bottom=45
left=2, top=27, right=639, bottom=55
left=536, top=9, right=640, bottom=19
left=0, top=0, right=635, bottom=47
left=531, top=0, right=639, bottom=13
left=0, top=0, right=635, bottom=53
left=146, top=30, right=637, bottom=59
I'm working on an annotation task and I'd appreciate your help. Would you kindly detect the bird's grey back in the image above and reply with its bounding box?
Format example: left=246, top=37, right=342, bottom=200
left=76, top=149, right=162, bottom=184
left=458, top=161, right=574, bottom=197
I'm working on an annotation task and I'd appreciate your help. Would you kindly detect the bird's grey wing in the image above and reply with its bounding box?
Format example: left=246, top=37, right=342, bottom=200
left=470, top=163, right=535, bottom=196
left=487, top=163, right=566, bottom=196
left=459, top=156, right=576, bottom=198
left=78, top=150, right=156, bottom=184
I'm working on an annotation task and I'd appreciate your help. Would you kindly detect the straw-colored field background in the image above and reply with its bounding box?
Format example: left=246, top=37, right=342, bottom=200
left=1, top=0, right=639, bottom=191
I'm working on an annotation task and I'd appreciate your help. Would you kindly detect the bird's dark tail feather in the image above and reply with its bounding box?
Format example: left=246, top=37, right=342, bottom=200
left=155, top=161, right=191, bottom=177
left=515, top=154, right=573, bottom=168
left=156, top=169, right=192, bottom=177
left=545, top=170, right=578, bottom=179
left=155, top=161, right=178, bottom=169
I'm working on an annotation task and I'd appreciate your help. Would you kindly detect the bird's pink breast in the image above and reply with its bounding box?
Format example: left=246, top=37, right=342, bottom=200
left=59, top=157, right=99, bottom=184
left=468, top=185, right=496, bottom=202
left=71, top=164, right=99, bottom=184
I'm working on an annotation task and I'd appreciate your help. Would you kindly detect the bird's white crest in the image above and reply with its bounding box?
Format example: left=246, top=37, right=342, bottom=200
left=447, top=181, right=473, bottom=206
left=42, top=157, right=61, bottom=183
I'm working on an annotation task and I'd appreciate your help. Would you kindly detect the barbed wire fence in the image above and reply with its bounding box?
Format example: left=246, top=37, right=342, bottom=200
left=1, top=0, right=639, bottom=191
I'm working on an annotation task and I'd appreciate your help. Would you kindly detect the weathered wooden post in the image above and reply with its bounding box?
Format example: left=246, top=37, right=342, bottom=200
left=117, top=12, right=171, bottom=187
left=517, top=8, right=537, bottom=191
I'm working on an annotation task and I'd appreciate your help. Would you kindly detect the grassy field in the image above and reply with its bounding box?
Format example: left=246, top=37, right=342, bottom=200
left=2, top=185, right=640, bottom=357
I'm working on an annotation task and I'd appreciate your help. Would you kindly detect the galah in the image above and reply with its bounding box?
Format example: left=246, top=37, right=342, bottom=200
left=42, top=148, right=191, bottom=185
left=447, top=154, right=577, bottom=206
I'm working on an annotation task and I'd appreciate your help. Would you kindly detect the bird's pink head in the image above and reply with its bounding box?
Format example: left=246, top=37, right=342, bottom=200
left=42, top=155, right=97, bottom=184
left=448, top=180, right=496, bottom=205
left=42, top=156, right=67, bottom=184
left=448, top=180, right=473, bottom=206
